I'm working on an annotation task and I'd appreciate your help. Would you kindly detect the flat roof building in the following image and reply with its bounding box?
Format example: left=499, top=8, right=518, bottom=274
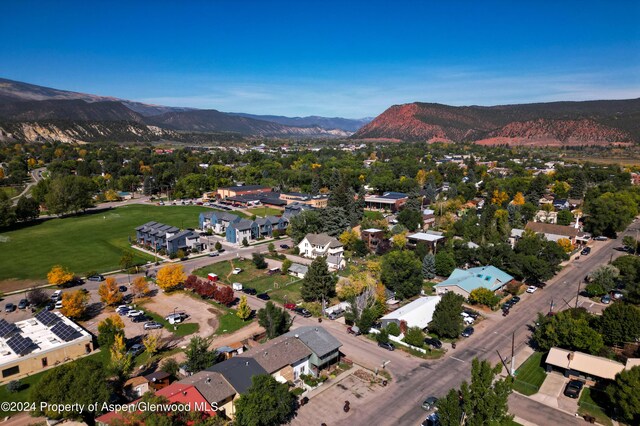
left=0, top=312, right=93, bottom=383
left=380, top=296, right=442, bottom=330
left=364, top=192, right=409, bottom=212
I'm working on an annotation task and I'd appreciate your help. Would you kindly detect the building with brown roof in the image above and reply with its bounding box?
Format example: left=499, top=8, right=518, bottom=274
left=523, top=221, right=590, bottom=245
left=180, top=371, right=237, bottom=419
left=242, top=336, right=312, bottom=383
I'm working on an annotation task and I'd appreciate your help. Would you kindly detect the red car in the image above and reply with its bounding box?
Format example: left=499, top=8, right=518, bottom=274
left=284, top=303, right=296, bottom=310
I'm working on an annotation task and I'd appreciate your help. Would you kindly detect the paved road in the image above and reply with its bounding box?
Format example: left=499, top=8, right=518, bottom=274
left=333, top=223, right=638, bottom=426
left=10, top=167, right=46, bottom=204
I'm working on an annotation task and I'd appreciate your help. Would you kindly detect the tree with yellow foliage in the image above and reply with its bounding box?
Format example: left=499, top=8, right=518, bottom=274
left=557, top=238, right=574, bottom=253
left=416, top=169, right=427, bottom=187
left=110, top=334, right=133, bottom=380
left=142, top=332, right=162, bottom=357
left=512, top=192, right=525, bottom=206
left=391, top=233, right=408, bottom=250
left=60, top=290, right=89, bottom=319
left=104, top=189, right=120, bottom=201
left=131, top=276, right=150, bottom=299
left=47, top=265, right=74, bottom=286
left=27, top=158, right=36, bottom=168
left=236, top=295, right=252, bottom=321
left=156, top=264, right=186, bottom=291
left=98, top=277, right=123, bottom=306
left=0, top=167, right=4, bottom=179
left=491, top=190, right=509, bottom=205
left=339, top=228, right=359, bottom=250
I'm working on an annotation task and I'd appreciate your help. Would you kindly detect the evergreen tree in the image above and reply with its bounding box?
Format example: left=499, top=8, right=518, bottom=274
left=301, top=257, right=337, bottom=301
left=430, top=291, right=464, bottom=338
left=185, top=336, right=218, bottom=373
left=423, top=183, right=437, bottom=204
left=422, top=254, right=436, bottom=280
left=310, top=173, right=321, bottom=195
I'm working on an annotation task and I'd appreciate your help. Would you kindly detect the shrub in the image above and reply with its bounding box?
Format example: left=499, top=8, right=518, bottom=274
left=242, top=237, right=249, bottom=247
left=403, top=326, right=424, bottom=347
left=7, top=380, right=25, bottom=393
left=376, top=328, right=390, bottom=343
left=505, top=281, right=522, bottom=296
left=386, top=322, right=401, bottom=336
left=468, top=287, right=501, bottom=308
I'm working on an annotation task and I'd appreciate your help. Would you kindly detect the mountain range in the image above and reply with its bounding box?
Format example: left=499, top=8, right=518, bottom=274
left=0, top=78, right=368, bottom=142
left=1, top=77, right=639, bottom=146
left=352, top=99, right=640, bottom=145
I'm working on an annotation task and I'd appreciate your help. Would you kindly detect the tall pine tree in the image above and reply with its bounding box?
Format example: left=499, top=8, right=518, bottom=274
left=422, top=254, right=436, bottom=280
left=301, top=257, right=337, bottom=302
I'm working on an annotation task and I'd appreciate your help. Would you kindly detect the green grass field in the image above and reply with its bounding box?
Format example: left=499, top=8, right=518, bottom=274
left=513, top=351, right=547, bottom=396
left=0, top=204, right=213, bottom=284
left=143, top=309, right=200, bottom=337
left=216, top=309, right=252, bottom=335
left=193, top=259, right=302, bottom=303
left=578, top=388, right=613, bottom=426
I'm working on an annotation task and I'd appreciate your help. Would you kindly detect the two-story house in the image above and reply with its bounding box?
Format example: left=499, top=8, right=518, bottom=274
left=297, top=233, right=345, bottom=270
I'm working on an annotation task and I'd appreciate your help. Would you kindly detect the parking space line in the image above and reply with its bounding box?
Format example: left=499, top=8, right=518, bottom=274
left=451, top=356, right=465, bottom=363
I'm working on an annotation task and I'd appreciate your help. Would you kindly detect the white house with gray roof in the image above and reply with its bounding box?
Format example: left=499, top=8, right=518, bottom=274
left=297, top=233, right=345, bottom=270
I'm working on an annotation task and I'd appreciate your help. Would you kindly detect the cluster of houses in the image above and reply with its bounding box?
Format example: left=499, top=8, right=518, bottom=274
left=204, top=185, right=329, bottom=209
left=96, top=326, right=342, bottom=424
left=134, top=222, right=205, bottom=255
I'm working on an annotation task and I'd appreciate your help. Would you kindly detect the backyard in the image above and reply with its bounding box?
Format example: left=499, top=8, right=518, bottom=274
left=245, top=206, right=283, bottom=217
left=0, top=204, right=215, bottom=285
left=512, top=351, right=547, bottom=396
left=193, top=259, right=303, bottom=302
left=578, top=388, right=613, bottom=426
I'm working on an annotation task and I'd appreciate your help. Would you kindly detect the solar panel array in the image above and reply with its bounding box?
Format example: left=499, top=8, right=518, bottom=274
left=6, top=335, right=36, bottom=356
left=0, top=319, right=19, bottom=338
left=35, top=310, right=62, bottom=327
left=50, top=322, right=80, bottom=342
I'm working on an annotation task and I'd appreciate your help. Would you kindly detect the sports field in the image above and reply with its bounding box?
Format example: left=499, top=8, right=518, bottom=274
left=0, top=204, right=212, bottom=284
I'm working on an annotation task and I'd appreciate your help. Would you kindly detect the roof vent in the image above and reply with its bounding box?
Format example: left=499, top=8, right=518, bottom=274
left=294, top=334, right=299, bottom=338
left=206, top=377, right=211, bottom=383
left=315, top=328, right=318, bottom=332
left=182, top=391, right=187, bottom=396
left=245, top=361, right=249, bottom=366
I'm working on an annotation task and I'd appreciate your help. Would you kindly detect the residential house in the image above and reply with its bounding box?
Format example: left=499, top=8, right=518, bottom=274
left=545, top=347, right=640, bottom=384
left=534, top=210, right=558, bottom=224
left=167, top=230, right=205, bottom=254
left=283, top=202, right=315, bottom=219
left=241, top=336, right=312, bottom=383
left=135, top=221, right=179, bottom=251
left=266, top=215, right=289, bottom=232
left=199, top=212, right=241, bottom=234
left=380, top=296, right=442, bottom=331
left=179, top=371, right=236, bottom=419
left=407, top=231, right=445, bottom=252
left=435, top=266, right=514, bottom=299
left=553, top=199, right=570, bottom=210
left=288, top=263, right=309, bottom=278
left=422, top=209, right=436, bottom=230
left=364, top=191, right=409, bottom=212
left=226, top=219, right=260, bottom=245
left=297, top=233, right=345, bottom=270
left=283, top=326, right=343, bottom=375
left=215, top=341, right=246, bottom=360
left=207, top=356, right=268, bottom=395
left=538, top=195, right=554, bottom=206
left=361, top=228, right=385, bottom=252
left=254, top=217, right=273, bottom=237
left=524, top=221, right=590, bottom=245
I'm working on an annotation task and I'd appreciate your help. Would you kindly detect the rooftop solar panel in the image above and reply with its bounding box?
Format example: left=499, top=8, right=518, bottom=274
left=35, top=310, right=62, bottom=327
left=50, top=322, right=80, bottom=342
left=6, top=335, right=36, bottom=356
left=0, top=319, right=19, bottom=338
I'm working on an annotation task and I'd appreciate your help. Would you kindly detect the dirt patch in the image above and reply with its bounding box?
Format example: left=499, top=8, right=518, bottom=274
left=143, top=292, right=219, bottom=339
left=0, top=279, right=48, bottom=293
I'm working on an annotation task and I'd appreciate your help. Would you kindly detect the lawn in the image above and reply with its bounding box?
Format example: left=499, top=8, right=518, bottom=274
left=364, top=211, right=384, bottom=220
left=0, top=204, right=214, bottom=284
left=269, top=281, right=304, bottom=305
left=215, top=309, right=252, bottom=335
left=578, top=388, right=613, bottom=426
left=513, top=351, right=547, bottom=396
left=193, top=259, right=297, bottom=294
left=245, top=207, right=283, bottom=217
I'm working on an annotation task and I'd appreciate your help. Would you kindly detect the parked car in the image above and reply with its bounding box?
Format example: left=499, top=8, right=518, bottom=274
left=257, top=293, right=271, bottom=300
left=54, top=300, right=63, bottom=309
left=424, top=337, right=442, bottom=349
left=232, top=268, right=243, bottom=275
left=461, top=313, right=475, bottom=324
left=328, top=309, right=344, bottom=320
left=242, top=287, right=257, bottom=295
left=208, top=251, right=219, bottom=257
left=45, top=302, right=55, bottom=311
left=51, top=290, right=63, bottom=301
left=461, top=326, right=474, bottom=337
left=526, top=286, right=538, bottom=294
left=347, top=326, right=361, bottom=335
left=280, top=244, right=290, bottom=249
left=294, top=307, right=312, bottom=318
left=463, top=310, right=479, bottom=319
left=18, top=299, right=29, bottom=310
left=218, top=248, right=225, bottom=253
left=378, top=341, right=395, bottom=351
left=510, top=296, right=521, bottom=304
left=594, top=236, right=608, bottom=241
left=127, top=344, right=145, bottom=357
left=284, top=303, right=297, bottom=310
left=131, top=315, right=149, bottom=323
left=421, top=396, right=438, bottom=411
left=611, top=291, right=624, bottom=300
left=119, top=285, right=128, bottom=293
left=563, top=380, right=584, bottom=398
left=232, top=282, right=243, bottom=291
left=165, top=312, right=187, bottom=324
left=127, top=310, right=145, bottom=317
left=87, top=274, right=105, bottom=282
left=581, top=247, right=591, bottom=255
left=422, top=412, right=440, bottom=426
left=4, top=303, right=16, bottom=313
left=600, top=295, right=611, bottom=304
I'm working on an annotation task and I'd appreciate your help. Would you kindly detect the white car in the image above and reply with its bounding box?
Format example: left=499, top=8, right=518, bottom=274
left=232, top=268, right=243, bottom=275
left=127, top=310, right=145, bottom=317
left=461, top=313, right=475, bottom=324
left=526, top=286, right=538, bottom=294
left=54, top=300, right=63, bottom=309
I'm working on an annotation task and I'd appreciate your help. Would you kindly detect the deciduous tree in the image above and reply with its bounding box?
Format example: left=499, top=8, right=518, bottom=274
left=156, top=264, right=186, bottom=291
left=97, top=315, right=125, bottom=350
left=403, top=326, right=424, bottom=347
left=468, top=287, right=501, bottom=308
left=252, top=253, right=268, bottom=269
left=47, top=265, right=74, bottom=286
left=15, top=196, right=39, bottom=222
left=460, top=359, right=513, bottom=426
left=60, top=290, right=89, bottom=319
left=213, top=285, right=234, bottom=305
left=143, top=332, right=162, bottom=357
left=185, top=336, right=217, bottom=373
left=381, top=250, right=422, bottom=299
left=131, top=276, right=150, bottom=299
left=607, top=366, right=640, bottom=425
left=98, top=277, right=123, bottom=306
left=234, top=374, right=297, bottom=426
left=435, top=251, right=456, bottom=277
left=237, top=295, right=252, bottom=321
left=599, top=303, right=640, bottom=346
left=258, top=301, right=291, bottom=338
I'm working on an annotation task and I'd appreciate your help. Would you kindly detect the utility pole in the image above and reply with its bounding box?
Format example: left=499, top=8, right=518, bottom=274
left=575, top=280, right=581, bottom=309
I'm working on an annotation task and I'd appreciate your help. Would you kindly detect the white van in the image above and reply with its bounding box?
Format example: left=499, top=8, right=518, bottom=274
left=232, top=282, right=243, bottom=291
left=51, top=290, right=63, bottom=302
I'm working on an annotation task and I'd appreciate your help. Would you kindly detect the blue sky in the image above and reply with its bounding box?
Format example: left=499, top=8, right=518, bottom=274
left=1, top=0, right=639, bottom=117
